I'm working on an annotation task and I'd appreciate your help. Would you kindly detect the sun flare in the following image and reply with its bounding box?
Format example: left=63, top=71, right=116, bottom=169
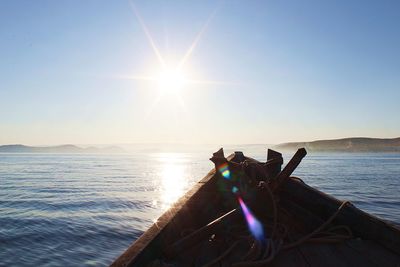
left=157, top=69, right=186, bottom=93
left=120, top=2, right=227, bottom=116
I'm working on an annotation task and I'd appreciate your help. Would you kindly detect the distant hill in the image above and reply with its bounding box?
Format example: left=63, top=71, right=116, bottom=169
left=0, top=144, right=125, bottom=153
left=274, top=137, right=400, bottom=152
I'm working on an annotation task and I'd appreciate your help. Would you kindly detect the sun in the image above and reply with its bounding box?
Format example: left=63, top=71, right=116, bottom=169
left=157, top=68, right=186, bottom=94
left=120, top=2, right=228, bottom=109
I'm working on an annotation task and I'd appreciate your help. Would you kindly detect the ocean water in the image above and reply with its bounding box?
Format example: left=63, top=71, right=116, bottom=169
left=1, top=147, right=400, bottom=266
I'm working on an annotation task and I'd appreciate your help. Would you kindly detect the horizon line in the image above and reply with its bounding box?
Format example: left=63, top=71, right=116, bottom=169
left=1, top=135, right=399, bottom=147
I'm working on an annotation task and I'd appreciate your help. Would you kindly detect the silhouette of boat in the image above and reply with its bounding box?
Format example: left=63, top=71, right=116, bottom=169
left=111, top=148, right=400, bottom=267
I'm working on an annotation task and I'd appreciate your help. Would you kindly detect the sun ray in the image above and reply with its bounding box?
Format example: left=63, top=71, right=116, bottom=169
left=177, top=5, right=220, bottom=70
left=122, top=1, right=235, bottom=121
left=186, top=79, right=242, bottom=86
left=112, top=74, right=157, bottom=81
left=129, top=1, right=166, bottom=68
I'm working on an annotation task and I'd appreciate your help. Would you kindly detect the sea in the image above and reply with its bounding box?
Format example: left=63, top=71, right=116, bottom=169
left=1, top=145, right=400, bottom=266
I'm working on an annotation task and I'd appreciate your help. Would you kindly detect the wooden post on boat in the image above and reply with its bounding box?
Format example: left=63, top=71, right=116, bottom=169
left=210, top=148, right=226, bottom=165
left=266, top=149, right=283, bottom=179
left=271, top=148, right=307, bottom=191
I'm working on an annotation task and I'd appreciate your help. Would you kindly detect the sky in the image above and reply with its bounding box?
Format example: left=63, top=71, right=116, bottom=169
left=1, top=0, right=400, bottom=145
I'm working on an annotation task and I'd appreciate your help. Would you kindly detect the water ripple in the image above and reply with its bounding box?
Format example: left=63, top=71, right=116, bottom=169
left=0, top=151, right=399, bottom=266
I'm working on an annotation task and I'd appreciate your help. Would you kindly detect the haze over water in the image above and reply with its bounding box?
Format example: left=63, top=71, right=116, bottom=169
left=1, top=147, right=400, bottom=266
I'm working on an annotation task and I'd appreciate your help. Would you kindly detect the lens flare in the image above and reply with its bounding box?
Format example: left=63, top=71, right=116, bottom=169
left=238, top=197, right=264, bottom=241
left=218, top=162, right=231, bottom=179
left=157, top=69, right=186, bottom=93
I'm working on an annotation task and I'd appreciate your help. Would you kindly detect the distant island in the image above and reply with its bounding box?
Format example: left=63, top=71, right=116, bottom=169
left=0, top=144, right=125, bottom=153
left=274, top=137, right=400, bottom=152
left=2, top=137, right=400, bottom=153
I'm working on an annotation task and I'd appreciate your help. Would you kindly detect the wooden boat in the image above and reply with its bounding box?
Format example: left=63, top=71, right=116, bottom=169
left=111, top=148, right=400, bottom=267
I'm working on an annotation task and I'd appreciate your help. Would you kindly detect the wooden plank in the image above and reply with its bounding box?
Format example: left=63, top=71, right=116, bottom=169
left=298, top=243, right=344, bottom=267
left=192, top=239, right=226, bottom=267
left=328, top=242, right=378, bottom=267
left=281, top=178, right=400, bottom=255
left=270, top=247, right=310, bottom=267
left=173, top=241, right=199, bottom=266
left=166, top=209, right=240, bottom=258
left=279, top=198, right=325, bottom=234
left=276, top=200, right=378, bottom=266
left=346, top=239, right=400, bottom=267
left=204, top=243, right=309, bottom=267
left=298, top=242, right=376, bottom=267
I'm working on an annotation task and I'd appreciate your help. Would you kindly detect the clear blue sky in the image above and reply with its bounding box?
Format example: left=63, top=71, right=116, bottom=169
left=1, top=0, right=399, bottom=145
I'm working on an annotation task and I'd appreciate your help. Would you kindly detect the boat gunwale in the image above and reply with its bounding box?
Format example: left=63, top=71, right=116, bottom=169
left=282, top=177, right=400, bottom=255
left=110, top=166, right=221, bottom=266
left=110, top=153, right=400, bottom=266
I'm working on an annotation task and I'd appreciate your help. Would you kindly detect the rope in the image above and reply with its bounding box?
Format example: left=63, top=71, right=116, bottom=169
left=283, top=200, right=350, bottom=249
left=241, top=160, right=279, bottom=239
left=197, top=162, right=352, bottom=267
left=202, top=200, right=351, bottom=267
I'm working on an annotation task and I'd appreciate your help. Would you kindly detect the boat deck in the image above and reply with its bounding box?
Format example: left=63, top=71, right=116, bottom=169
left=168, top=188, right=400, bottom=267
left=111, top=149, right=400, bottom=267
left=172, top=233, right=400, bottom=267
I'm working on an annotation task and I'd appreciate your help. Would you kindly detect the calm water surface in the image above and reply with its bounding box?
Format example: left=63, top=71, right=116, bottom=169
left=1, top=147, right=399, bottom=266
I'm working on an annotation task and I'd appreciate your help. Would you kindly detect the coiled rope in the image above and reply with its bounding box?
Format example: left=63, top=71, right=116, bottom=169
left=201, top=170, right=352, bottom=267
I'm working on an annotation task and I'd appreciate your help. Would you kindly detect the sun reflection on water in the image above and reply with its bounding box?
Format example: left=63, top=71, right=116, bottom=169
left=154, top=153, right=188, bottom=210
